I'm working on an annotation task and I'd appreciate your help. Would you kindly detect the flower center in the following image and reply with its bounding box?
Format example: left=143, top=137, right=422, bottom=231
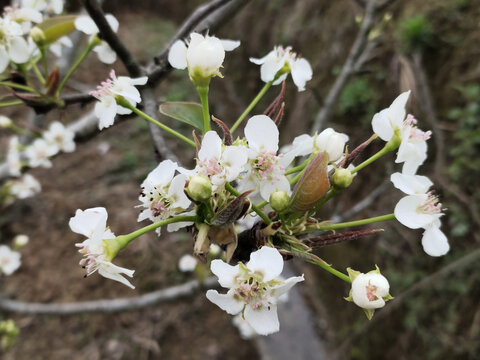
left=89, top=70, right=116, bottom=99
left=197, top=157, right=222, bottom=178
left=404, top=114, right=432, bottom=141
left=235, top=276, right=268, bottom=310
left=252, top=150, right=284, bottom=182
left=140, top=185, right=172, bottom=218
left=366, top=282, right=378, bottom=301
left=418, top=192, right=442, bottom=214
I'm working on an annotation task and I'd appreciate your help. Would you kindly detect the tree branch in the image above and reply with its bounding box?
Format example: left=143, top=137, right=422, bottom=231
left=0, top=277, right=217, bottom=315
left=83, top=0, right=142, bottom=77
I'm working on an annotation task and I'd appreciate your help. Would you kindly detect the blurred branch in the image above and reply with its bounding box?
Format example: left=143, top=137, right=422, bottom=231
left=336, top=247, right=480, bottom=357
left=311, top=0, right=394, bottom=133
left=0, top=277, right=217, bottom=315
left=147, top=0, right=250, bottom=83
left=83, top=0, right=143, bottom=77
left=61, top=93, right=94, bottom=106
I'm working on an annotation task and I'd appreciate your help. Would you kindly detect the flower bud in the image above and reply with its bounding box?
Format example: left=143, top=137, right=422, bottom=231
left=187, top=34, right=225, bottom=86
left=315, top=128, right=348, bottom=162
left=30, top=26, right=46, bottom=45
left=187, top=175, right=212, bottom=202
left=13, top=234, right=29, bottom=249
left=0, top=116, right=12, bottom=128
left=269, top=190, right=290, bottom=212
left=332, top=168, right=354, bottom=189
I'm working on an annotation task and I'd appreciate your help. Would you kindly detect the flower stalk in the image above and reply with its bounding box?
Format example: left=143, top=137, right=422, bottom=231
left=196, top=85, right=211, bottom=132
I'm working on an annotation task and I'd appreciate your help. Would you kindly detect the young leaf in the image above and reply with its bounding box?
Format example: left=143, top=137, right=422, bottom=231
left=159, top=102, right=204, bottom=131
left=37, top=15, right=78, bottom=45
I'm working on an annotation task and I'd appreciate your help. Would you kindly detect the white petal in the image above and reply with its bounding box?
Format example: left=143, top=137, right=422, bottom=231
left=206, top=289, right=243, bottom=315
left=166, top=220, right=194, bottom=232
left=168, top=174, right=191, bottom=209
left=168, top=40, right=187, bottom=69
left=272, top=275, right=304, bottom=299
left=244, top=115, right=279, bottom=153
left=371, top=109, right=394, bottom=141
left=259, top=175, right=290, bottom=201
left=0, top=46, right=9, bottom=73
left=292, top=134, right=314, bottom=156
left=220, top=39, right=240, bottom=51
left=246, top=246, right=284, bottom=282
left=142, top=160, right=178, bottom=188
left=98, top=262, right=135, bottom=289
left=394, top=194, right=435, bottom=229
left=105, top=14, right=119, bottom=32
left=128, top=76, right=148, bottom=86
left=390, top=172, right=433, bottom=195
left=94, top=42, right=117, bottom=64
left=222, top=146, right=248, bottom=181
left=95, top=98, right=117, bottom=130
left=388, top=91, right=411, bottom=126
left=74, top=16, right=98, bottom=34
left=290, top=58, right=312, bottom=92
left=422, top=226, right=449, bottom=256
left=244, top=303, right=279, bottom=336
left=211, top=259, right=240, bottom=288
left=259, top=52, right=284, bottom=83
left=198, top=131, right=222, bottom=161
left=8, top=36, right=30, bottom=63
left=69, top=207, right=108, bottom=241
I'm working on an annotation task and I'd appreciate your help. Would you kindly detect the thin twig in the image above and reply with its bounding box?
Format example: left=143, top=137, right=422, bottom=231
left=0, top=277, right=217, bottom=315
left=62, top=93, right=94, bottom=106
left=83, top=0, right=142, bottom=77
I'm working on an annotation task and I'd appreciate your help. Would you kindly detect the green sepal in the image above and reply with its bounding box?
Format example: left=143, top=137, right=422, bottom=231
left=159, top=102, right=204, bottom=132
left=37, top=15, right=78, bottom=45
left=346, top=267, right=361, bottom=282
left=364, top=308, right=375, bottom=320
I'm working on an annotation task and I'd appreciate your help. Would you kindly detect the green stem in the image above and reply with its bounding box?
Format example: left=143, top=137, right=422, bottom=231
left=230, top=81, right=273, bottom=134
left=56, top=41, right=96, bottom=96
left=105, top=215, right=198, bottom=260
left=309, top=259, right=351, bottom=283
left=0, top=81, right=36, bottom=93
left=0, top=100, right=23, bottom=108
left=225, top=183, right=271, bottom=224
left=307, top=213, right=395, bottom=232
left=118, top=98, right=196, bottom=147
left=31, top=61, right=45, bottom=84
left=351, top=137, right=400, bottom=174
left=196, top=85, right=210, bottom=132
left=285, top=163, right=307, bottom=175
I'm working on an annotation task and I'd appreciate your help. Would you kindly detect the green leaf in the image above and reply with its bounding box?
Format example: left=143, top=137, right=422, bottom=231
left=159, top=102, right=204, bottom=132
left=37, top=15, right=78, bottom=45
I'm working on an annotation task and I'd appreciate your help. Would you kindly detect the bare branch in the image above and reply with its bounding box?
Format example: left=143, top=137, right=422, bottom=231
left=0, top=277, right=217, bottom=315
left=61, top=93, right=94, bottom=106
left=83, top=0, right=142, bottom=77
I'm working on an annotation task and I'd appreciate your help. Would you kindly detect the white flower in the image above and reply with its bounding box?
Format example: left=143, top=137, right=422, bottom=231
left=13, top=234, right=29, bottom=248
left=178, top=254, right=198, bottom=272
left=49, top=35, right=72, bottom=57
left=390, top=172, right=433, bottom=195
left=89, top=70, right=148, bottom=130
left=292, top=128, right=349, bottom=162
left=238, top=115, right=296, bottom=201
left=7, top=136, right=22, bottom=177
left=0, top=115, right=12, bottom=127
left=74, top=14, right=118, bottom=64
left=0, top=16, right=30, bottom=73
left=8, top=174, right=41, bottom=198
left=250, top=46, right=312, bottom=91
left=235, top=213, right=261, bottom=233
left=168, top=32, right=240, bottom=80
left=43, top=121, right=75, bottom=153
left=69, top=207, right=135, bottom=289
left=371, top=91, right=431, bottom=174
left=25, top=138, right=58, bottom=168
left=19, top=0, right=64, bottom=15
left=137, top=160, right=192, bottom=235
left=351, top=272, right=390, bottom=310
left=0, top=245, right=21, bottom=276
left=195, top=131, right=248, bottom=189
left=206, top=246, right=304, bottom=336
left=3, top=5, right=42, bottom=34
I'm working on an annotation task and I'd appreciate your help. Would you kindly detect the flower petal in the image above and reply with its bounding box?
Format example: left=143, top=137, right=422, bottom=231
left=290, top=58, right=312, bottom=92
left=422, top=225, right=449, bottom=257
left=390, top=172, right=433, bottom=195
left=206, top=289, right=243, bottom=315
left=246, top=246, right=283, bottom=282
left=394, top=194, right=435, bottom=229
left=198, top=131, right=222, bottom=161
left=211, top=259, right=240, bottom=288
left=220, top=39, right=240, bottom=51
left=168, top=40, right=187, bottom=69
left=8, top=36, right=30, bottom=64
left=74, top=16, right=98, bottom=34
left=244, top=303, right=279, bottom=336
left=244, top=115, right=279, bottom=153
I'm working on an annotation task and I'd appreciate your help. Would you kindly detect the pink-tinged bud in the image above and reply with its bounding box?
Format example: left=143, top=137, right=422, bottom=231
left=290, top=152, right=330, bottom=212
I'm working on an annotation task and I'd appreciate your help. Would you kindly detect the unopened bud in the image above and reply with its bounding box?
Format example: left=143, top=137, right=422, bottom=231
left=0, top=116, right=12, bottom=128
left=332, top=168, right=354, bottom=189
left=13, top=235, right=29, bottom=249
left=187, top=175, right=212, bottom=202
left=30, top=26, right=46, bottom=45
left=269, top=190, right=290, bottom=212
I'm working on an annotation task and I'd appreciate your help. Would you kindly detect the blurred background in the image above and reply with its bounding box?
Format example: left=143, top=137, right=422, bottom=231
left=1, top=0, right=479, bottom=359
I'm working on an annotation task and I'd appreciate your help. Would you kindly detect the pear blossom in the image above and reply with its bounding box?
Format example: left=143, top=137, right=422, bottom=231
left=351, top=272, right=390, bottom=310
left=137, top=160, right=192, bottom=235
left=0, top=16, right=30, bottom=73
left=18, top=0, right=64, bottom=15
left=69, top=207, right=135, bottom=288
left=89, top=70, right=148, bottom=130
left=8, top=174, right=41, bottom=198
left=24, top=138, right=58, bottom=168
left=74, top=14, right=118, bottom=64
left=238, top=115, right=296, bottom=201
left=292, top=128, right=349, bottom=162
left=195, top=131, right=248, bottom=189
left=0, top=245, right=21, bottom=276
left=43, top=121, right=75, bottom=153
left=168, top=32, right=240, bottom=81
left=250, top=46, right=312, bottom=91
left=7, top=136, right=22, bottom=177
left=371, top=91, right=431, bottom=174
left=178, top=254, right=198, bottom=272
left=206, top=246, right=304, bottom=336
left=3, top=5, right=42, bottom=34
